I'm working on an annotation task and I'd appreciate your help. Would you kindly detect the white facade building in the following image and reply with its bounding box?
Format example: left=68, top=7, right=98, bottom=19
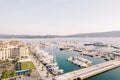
left=0, top=40, right=29, bottom=60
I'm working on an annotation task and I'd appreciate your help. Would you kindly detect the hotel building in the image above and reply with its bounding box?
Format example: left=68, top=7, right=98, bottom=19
left=0, top=40, right=29, bottom=60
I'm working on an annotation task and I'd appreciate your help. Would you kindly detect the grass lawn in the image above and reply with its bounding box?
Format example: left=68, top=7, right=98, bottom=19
left=20, top=61, right=35, bottom=70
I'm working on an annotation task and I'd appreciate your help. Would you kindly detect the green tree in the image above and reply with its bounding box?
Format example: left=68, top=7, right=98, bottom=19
left=12, top=58, right=19, bottom=63
left=6, top=59, right=9, bottom=63
left=76, top=77, right=81, bottom=80
left=46, top=72, right=49, bottom=77
left=52, top=77, right=56, bottom=80
left=68, top=78, right=74, bottom=80
left=11, top=70, right=16, bottom=77
left=42, top=66, right=44, bottom=71
left=1, top=69, right=9, bottom=79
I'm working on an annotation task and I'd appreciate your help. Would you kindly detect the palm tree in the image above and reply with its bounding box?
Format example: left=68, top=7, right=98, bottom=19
left=42, top=66, right=44, bottom=71
left=52, top=77, right=56, bottom=80
left=76, top=77, right=81, bottom=80
left=68, top=78, right=74, bottom=80
left=11, top=69, right=16, bottom=77
left=46, top=72, right=49, bottom=77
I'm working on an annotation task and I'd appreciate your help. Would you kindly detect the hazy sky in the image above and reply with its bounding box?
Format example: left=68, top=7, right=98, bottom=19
left=0, top=0, right=120, bottom=35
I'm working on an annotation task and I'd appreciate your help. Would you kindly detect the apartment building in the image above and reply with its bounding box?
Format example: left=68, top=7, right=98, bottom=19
left=0, top=40, right=29, bottom=60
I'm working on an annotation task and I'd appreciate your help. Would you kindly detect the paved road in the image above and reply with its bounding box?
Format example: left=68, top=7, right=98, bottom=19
left=29, top=55, right=52, bottom=80
left=45, top=60, right=120, bottom=80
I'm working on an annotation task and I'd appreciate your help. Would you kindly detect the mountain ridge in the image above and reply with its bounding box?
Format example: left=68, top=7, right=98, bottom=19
left=66, top=31, right=120, bottom=37
left=0, top=31, right=120, bottom=38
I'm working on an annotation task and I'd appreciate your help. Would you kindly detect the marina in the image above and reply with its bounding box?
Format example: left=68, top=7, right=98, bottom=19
left=30, top=45, right=64, bottom=76
left=46, top=60, right=120, bottom=80
left=40, top=38, right=120, bottom=80
left=1, top=38, right=120, bottom=80
left=67, top=56, right=92, bottom=68
left=1, top=0, right=120, bottom=80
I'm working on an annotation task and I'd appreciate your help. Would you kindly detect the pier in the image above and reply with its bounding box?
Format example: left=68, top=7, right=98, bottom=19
left=45, top=60, right=120, bottom=80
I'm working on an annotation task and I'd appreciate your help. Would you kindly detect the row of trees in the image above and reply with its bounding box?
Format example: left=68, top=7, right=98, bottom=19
left=68, top=77, right=82, bottom=80
left=52, top=77, right=82, bottom=80
left=1, top=69, right=16, bottom=79
left=1, top=58, right=19, bottom=79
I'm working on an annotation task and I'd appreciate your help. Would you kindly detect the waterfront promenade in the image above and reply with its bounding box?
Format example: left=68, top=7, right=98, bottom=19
left=29, top=55, right=52, bottom=80
left=45, top=60, right=120, bottom=80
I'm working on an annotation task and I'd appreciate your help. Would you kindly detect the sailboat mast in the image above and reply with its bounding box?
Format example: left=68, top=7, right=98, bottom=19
left=52, top=47, right=56, bottom=63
